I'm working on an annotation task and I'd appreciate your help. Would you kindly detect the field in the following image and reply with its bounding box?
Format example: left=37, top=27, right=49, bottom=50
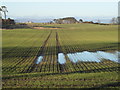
left=2, top=23, right=120, bottom=88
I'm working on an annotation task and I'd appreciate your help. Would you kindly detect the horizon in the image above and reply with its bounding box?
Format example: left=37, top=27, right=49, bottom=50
left=13, top=16, right=115, bottom=23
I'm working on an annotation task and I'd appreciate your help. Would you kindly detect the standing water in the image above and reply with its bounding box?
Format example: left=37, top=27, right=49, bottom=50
left=58, top=53, right=66, bottom=64
left=35, top=56, right=43, bottom=64
left=67, top=51, right=120, bottom=63
left=35, top=51, right=120, bottom=64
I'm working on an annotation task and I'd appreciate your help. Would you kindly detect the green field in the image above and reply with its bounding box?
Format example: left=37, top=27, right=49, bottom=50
left=2, top=23, right=120, bottom=88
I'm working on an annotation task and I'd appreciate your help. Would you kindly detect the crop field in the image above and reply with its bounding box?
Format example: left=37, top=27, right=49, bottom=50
left=2, top=23, right=120, bottom=88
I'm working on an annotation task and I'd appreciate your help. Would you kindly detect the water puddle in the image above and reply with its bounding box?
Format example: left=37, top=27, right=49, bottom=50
left=67, top=53, right=79, bottom=63
left=35, top=56, right=43, bottom=64
left=97, top=51, right=118, bottom=62
left=35, top=51, right=119, bottom=64
left=58, top=53, right=66, bottom=64
left=67, top=51, right=120, bottom=63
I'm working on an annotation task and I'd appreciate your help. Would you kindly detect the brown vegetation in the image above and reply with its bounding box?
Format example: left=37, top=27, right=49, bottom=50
left=33, top=27, right=60, bottom=29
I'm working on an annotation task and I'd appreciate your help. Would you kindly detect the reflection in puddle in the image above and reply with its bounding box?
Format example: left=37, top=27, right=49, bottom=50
left=97, top=51, right=119, bottom=63
left=67, top=53, right=78, bottom=63
left=58, top=53, right=66, bottom=64
left=35, top=56, right=43, bottom=64
left=67, top=51, right=120, bottom=63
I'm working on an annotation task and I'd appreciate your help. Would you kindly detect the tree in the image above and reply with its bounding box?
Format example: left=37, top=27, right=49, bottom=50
left=118, top=17, right=120, bottom=24
left=53, top=17, right=78, bottom=24
left=79, top=19, right=83, bottom=23
left=0, top=6, right=8, bottom=19
left=111, top=17, right=118, bottom=24
left=0, top=8, right=2, bottom=19
left=97, top=19, right=101, bottom=23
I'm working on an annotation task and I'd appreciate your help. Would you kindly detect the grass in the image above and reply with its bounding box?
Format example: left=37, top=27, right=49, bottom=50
left=2, top=71, right=119, bottom=88
left=2, top=23, right=120, bottom=88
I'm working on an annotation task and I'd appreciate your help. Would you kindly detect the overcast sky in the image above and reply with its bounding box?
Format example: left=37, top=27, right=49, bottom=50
left=0, top=1, right=118, bottom=19
left=1, top=0, right=119, bottom=2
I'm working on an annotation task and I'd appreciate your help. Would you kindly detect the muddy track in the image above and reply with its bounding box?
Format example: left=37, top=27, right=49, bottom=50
left=56, top=31, right=66, bottom=73
left=25, top=31, right=52, bottom=73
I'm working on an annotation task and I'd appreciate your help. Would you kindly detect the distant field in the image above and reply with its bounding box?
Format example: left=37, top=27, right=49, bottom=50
left=2, top=23, right=120, bottom=88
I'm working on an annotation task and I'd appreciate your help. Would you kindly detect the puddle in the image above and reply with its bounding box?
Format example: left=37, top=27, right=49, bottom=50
left=58, top=53, right=66, bottom=64
left=67, top=53, right=79, bottom=63
left=67, top=51, right=120, bottom=63
left=97, top=51, right=119, bottom=63
left=36, top=51, right=119, bottom=64
left=35, top=56, right=43, bottom=64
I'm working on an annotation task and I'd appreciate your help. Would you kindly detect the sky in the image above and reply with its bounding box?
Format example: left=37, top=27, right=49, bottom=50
left=0, top=0, right=119, bottom=2
left=0, top=1, right=119, bottom=23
